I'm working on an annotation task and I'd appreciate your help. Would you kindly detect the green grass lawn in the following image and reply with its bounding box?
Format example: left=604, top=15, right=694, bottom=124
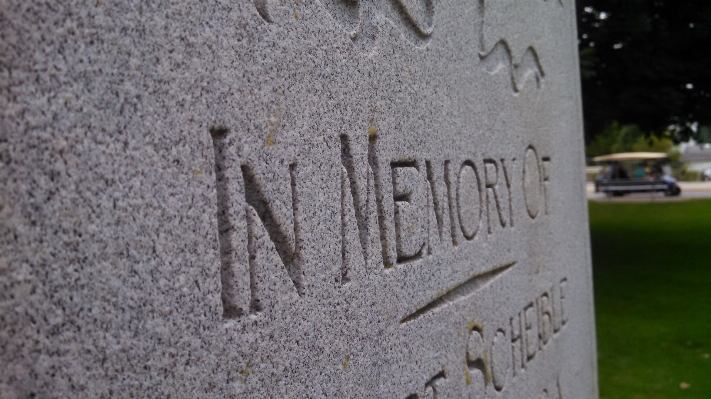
left=589, top=200, right=711, bottom=399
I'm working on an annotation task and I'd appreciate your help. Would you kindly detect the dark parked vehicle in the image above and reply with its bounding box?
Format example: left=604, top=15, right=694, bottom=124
left=593, top=152, right=681, bottom=197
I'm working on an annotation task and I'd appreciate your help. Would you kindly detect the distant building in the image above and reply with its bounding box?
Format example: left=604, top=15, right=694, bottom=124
left=680, top=142, right=711, bottom=179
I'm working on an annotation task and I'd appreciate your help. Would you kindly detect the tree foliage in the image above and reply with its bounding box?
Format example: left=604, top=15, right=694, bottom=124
left=577, top=0, right=711, bottom=142
left=586, top=122, right=679, bottom=161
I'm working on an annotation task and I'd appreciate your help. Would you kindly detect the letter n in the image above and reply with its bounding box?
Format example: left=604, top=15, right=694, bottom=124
left=211, top=130, right=301, bottom=317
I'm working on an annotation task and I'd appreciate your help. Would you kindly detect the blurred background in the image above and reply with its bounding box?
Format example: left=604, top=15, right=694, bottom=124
left=576, top=0, right=711, bottom=397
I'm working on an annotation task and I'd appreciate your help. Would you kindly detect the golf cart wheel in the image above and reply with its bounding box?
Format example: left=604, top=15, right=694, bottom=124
left=665, top=185, right=682, bottom=197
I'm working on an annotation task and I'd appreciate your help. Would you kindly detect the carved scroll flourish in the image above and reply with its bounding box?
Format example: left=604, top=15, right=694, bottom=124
left=251, top=0, right=435, bottom=49
left=321, top=0, right=434, bottom=49
left=477, top=0, right=554, bottom=93
left=480, top=42, right=545, bottom=93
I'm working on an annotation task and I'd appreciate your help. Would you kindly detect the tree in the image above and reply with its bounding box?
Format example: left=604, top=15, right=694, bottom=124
left=586, top=122, right=645, bottom=157
left=586, top=121, right=679, bottom=161
left=577, top=0, right=711, bottom=142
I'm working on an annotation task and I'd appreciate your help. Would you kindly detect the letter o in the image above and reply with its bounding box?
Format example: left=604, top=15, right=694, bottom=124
left=457, top=161, right=482, bottom=240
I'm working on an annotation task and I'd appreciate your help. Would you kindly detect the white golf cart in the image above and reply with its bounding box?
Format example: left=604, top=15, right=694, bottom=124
left=593, top=152, right=681, bottom=197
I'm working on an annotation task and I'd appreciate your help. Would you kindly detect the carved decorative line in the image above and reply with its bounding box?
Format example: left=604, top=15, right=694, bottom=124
left=480, top=41, right=545, bottom=93
left=282, top=0, right=434, bottom=49
left=477, top=0, right=546, bottom=93
left=387, top=0, right=435, bottom=38
left=400, top=261, right=516, bottom=323
left=255, top=0, right=272, bottom=23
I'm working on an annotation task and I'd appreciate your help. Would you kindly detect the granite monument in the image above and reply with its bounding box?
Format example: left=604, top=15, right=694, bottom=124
left=0, top=0, right=597, bottom=397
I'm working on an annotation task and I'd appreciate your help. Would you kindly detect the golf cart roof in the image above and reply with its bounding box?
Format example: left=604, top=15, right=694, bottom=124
left=592, top=152, right=668, bottom=162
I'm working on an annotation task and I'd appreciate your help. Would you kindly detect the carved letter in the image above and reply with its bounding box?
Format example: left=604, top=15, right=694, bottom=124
left=340, top=135, right=369, bottom=284
left=466, top=325, right=488, bottom=390
left=423, top=370, right=447, bottom=399
left=444, top=160, right=460, bottom=246
left=211, top=128, right=250, bottom=318
left=559, top=277, right=568, bottom=326
left=524, top=302, right=538, bottom=362
left=211, top=129, right=301, bottom=317
left=538, top=292, right=552, bottom=347
left=484, top=159, right=506, bottom=234
left=542, top=156, right=551, bottom=215
left=510, top=311, right=525, bottom=375
left=242, top=164, right=302, bottom=297
left=457, top=161, right=483, bottom=241
left=501, top=158, right=516, bottom=227
left=490, top=329, right=510, bottom=391
left=523, top=146, right=542, bottom=220
left=425, top=160, right=454, bottom=253
left=392, top=162, right=427, bottom=263
left=369, top=133, right=397, bottom=268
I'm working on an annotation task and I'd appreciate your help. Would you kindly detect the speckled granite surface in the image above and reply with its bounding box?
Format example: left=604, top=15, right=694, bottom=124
left=0, top=0, right=597, bottom=397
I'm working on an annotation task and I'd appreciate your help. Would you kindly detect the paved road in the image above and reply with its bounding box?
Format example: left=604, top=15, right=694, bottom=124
left=587, top=182, right=711, bottom=202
